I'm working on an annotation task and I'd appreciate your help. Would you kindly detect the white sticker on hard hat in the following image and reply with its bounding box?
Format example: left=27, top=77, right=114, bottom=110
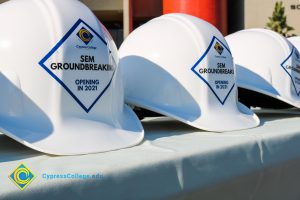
left=39, top=19, right=115, bottom=113
left=280, top=46, right=300, bottom=96
left=191, top=36, right=235, bottom=105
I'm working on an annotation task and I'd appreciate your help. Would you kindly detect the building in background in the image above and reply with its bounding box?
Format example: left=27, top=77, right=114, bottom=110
left=80, top=0, right=124, bottom=47
left=0, top=0, right=299, bottom=46
left=244, top=0, right=300, bottom=36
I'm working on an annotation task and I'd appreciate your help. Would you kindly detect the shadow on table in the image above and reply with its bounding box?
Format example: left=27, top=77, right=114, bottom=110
left=0, top=134, right=42, bottom=163
left=142, top=118, right=202, bottom=141
left=256, top=111, right=300, bottom=126
left=142, top=109, right=300, bottom=141
left=174, top=155, right=300, bottom=200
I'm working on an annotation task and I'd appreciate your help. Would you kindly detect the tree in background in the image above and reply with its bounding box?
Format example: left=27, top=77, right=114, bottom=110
left=266, top=1, right=295, bottom=37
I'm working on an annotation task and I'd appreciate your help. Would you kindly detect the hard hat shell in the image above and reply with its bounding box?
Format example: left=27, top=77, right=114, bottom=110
left=288, top=36, right=300, bottom=56
left=225, top=29, right=300, bottom=108
left=0, top=0, right=144, bottom=155
left=119, top=14, right=259, bottom=132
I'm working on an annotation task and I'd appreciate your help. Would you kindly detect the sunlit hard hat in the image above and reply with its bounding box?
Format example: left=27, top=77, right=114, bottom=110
left=119, top=14, right=259, bottom=132
left=288, top=36, right=300, bottom=56
left=0, top=0, right=144, bottom=155
left=226, top=28, right=300, bottom=108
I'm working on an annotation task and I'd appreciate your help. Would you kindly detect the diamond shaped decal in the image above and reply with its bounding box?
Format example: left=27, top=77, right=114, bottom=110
left=39, top=19, right=115, bottom=113
left=191, top=36, right=235, bottom=105
left=280, top=46, right=300, bottom=96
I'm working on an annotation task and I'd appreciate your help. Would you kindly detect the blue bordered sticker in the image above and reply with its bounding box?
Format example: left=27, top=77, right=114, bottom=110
left=39, top=19, right=115, bottom=113
left=280, top=46, right=300, bottom=96
left=191, top=36, right=235, bottom=105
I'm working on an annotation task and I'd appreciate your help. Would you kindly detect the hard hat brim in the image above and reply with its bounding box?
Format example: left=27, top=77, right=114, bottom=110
left=235, top=63, right=300, bottom=109
left=0, top=105, right=144, bottom=155
left=126, top=97, right=260, bottom=132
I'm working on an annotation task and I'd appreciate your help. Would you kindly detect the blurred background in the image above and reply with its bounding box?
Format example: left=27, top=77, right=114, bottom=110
left=1, top=0, right=299, bottom=47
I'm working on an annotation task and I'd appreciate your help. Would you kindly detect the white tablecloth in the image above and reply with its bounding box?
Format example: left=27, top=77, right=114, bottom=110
left=1, top=110, right=300, bottom=200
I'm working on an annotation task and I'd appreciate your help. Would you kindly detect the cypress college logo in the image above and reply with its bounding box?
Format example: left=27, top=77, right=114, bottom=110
left=214, top=42, right=224, bottom=55
left=9, top=163, right=36, bottom=190
left=77, top=27, right=94, bottom=45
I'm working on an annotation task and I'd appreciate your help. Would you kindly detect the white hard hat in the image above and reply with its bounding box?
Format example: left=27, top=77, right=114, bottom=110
left=288, top=36, right=300, bottom=54
left=119, top=14, right=259, bottom=132
left=0, top=0, right=144, bottom=155
left=226, top=28, right=300, bottom=108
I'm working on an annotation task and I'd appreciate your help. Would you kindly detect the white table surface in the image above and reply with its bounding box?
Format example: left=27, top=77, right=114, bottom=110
left=1, top=110, right=300, bottom=200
